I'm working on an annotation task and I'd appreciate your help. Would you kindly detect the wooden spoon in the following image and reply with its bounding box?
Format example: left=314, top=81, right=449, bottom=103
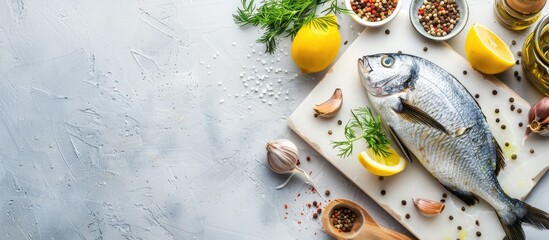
left=322, top=198, right=413, bottom=240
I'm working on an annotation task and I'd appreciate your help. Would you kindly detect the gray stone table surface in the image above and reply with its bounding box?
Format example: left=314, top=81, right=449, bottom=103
left=0, top=0, right=548, bottom=239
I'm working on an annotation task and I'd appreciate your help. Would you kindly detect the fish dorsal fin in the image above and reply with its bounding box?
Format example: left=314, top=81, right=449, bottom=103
left=387, top=125, right=417, bottom=163
left=494, top=137, right=506, bottom=176
left=393, top=98, right=449, bottom=135
left=442, top=185, right=479, bottom=206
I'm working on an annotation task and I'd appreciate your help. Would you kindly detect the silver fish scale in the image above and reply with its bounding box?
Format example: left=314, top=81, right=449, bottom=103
left=368, top=56, right=514, bottom=215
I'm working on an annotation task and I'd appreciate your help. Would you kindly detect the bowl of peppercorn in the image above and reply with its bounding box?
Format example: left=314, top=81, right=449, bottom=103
left=409, top=0, right=469, bottom=41
left=345, top=0, right=403, bottom=27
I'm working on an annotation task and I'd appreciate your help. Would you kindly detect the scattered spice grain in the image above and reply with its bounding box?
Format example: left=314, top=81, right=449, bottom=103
left=530, top=149, right=535, bottom=154
left=517, top=108, right=522, bottom=113
left=511, top=153, right=517, bottom=160
left=405, top=213, right=410, bottom=219
left=401, top=200, right=407, bottom=206
left=492, top=90, right=498, bottom=95
left=443, top=193, right=448, bottom=198
left=313, top=213, right=318, bottom=219
left=325, top=190, right=331, bottom=196
left=423, top=46, right=428, bottom=52
left=385, top=29, right=391, bottom=35
left=512, top=40, right=517, bottom=45
left=449, top=215, right=454, bottom=220
left=495, top=108, right=500, bottom=113
left=519, top=122, right=523, bottom=127
left=381, top=190, right=386, bottom=195
left=328, top=130, right=333, bottom=135
left=501, top=125, right=507, bottom=130
left=463, top=70, right=468, bottom=75
left=337, top=120, right=342, bottom=125
left=474, top=93, right=479, bottom=98
left=476, top=231, right=482, bottom=237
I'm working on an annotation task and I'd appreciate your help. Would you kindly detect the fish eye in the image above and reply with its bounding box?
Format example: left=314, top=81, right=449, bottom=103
left=381, top=56, right=395, bottom=67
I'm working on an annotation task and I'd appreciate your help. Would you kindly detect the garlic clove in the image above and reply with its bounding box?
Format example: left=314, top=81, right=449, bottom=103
left=413, top=198, right=445, bottom=217
left=266, top=139, right=299, bottom=174
left=313, top=88, right=343, bottom=118
left=527, top=97, right=549, bottom=137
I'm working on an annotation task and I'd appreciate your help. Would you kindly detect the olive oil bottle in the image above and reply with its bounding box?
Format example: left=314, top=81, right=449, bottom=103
left=495, top=0, right=546, bottom=30
left=523, top=15, right=549, bottom=95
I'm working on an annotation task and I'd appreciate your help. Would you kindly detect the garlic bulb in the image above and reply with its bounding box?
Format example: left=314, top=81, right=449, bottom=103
left=526, top=97, right=549, bottom=137
left=313, top=88, right=343, bottom=118
left=413, top=198, right=445, bottom=217
left=266, top=139, right=315, bottom=190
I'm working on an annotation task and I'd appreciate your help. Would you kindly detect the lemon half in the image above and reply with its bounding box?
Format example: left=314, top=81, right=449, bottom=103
left=357, top=147, right=406, bottom=176
left=291, top=15, right=341, bottom=73
left=465, top=24, right=515, bottom=74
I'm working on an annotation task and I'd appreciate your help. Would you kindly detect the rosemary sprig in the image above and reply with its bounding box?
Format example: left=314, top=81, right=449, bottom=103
left=233, top=0, right=349, bottom=54
left=331, top=107, right=391, bottom=158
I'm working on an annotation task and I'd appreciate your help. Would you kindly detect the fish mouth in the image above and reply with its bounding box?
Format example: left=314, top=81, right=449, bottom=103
left=357, top=56, right=393, bottom=96
left=357, top=56, right=373, bottom=88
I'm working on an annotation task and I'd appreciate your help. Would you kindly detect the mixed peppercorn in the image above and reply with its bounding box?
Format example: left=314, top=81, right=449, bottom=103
left=331, top=207, right=358, bottom=232
left=418, top=0, right=460, bottom=37
left=350, top=0, right=399, bottom=22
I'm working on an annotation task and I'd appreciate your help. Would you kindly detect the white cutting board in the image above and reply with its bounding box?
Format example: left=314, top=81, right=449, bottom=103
left=288, top=14, right=549, bottom=239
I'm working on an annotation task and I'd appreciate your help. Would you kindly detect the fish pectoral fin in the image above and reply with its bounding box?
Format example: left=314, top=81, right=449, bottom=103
left=393, top=98, right=449, bottom=135
left=387, top=125, right=417, bottom=163
left=493, top=137, right=506, bottom=176
left=442, top=185, right=479, bottom=206
left=454, top=127, right=470, bottom=137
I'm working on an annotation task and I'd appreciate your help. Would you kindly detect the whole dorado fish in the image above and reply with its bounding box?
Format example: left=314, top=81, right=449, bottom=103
left=357, top=53, right=549, bottom=239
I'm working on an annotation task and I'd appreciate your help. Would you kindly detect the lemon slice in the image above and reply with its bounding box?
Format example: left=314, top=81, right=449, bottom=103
left=357, top=147, right=406, bottom=176
left=465, top=24, right=515, bottom=74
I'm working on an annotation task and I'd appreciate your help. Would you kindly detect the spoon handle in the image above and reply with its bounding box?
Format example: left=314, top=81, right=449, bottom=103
left=354, top=221, right=413, bottom=240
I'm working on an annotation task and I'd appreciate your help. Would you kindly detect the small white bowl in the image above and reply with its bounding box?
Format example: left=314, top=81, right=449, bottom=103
left=409, top=0, right=469, bottom=41
left=344, top=0, right=403, bottom=27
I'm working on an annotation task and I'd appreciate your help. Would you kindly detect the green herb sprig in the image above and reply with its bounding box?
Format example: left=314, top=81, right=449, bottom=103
left=233, top=0, right=348, bottom=54
left=332, top=107, right=391, bottom=158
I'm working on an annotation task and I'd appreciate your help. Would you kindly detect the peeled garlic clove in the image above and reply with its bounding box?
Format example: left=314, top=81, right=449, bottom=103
left=413, top=198, right=445, bottom=217
left=313, top=88, right=343, bottom=118
left=266, top=139, right=299, bottom=174
left=526, top=97, right=549, bottom=137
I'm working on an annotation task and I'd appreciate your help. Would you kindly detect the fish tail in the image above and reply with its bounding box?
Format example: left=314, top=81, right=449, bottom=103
left=520, top=203, right=549, bottom=229
left=498, top=200, right=549, bottom=240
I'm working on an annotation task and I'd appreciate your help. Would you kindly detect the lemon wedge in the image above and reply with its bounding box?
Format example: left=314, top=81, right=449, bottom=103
left=357, top=147, right=406, bottom=176
left=465, top=24, right=515, bottom=74
left=291, top=15, right=341, bottom=73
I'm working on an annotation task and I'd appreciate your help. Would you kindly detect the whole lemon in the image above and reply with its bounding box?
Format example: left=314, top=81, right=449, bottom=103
left=291, top=15, right=341, bottom=73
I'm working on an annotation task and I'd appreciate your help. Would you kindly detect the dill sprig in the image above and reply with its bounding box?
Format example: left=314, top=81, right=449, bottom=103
left=332, top=107, right=391, bottom=158
left=233, top=0, right=349, bottom=54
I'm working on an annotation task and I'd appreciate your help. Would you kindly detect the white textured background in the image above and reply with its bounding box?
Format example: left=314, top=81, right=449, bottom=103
left=0, top=0, right=548, bottom=239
